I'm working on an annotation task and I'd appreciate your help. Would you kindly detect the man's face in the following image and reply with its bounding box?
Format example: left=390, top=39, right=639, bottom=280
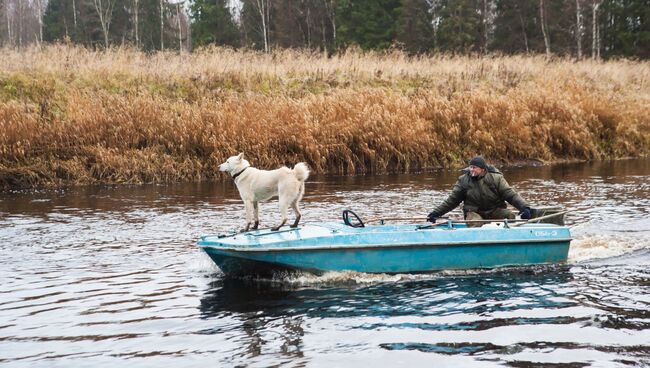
left=469, top=165, right=486, bottom=177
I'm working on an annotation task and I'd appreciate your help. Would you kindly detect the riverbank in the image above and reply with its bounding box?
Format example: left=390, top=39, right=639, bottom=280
left=1, top=45, right=649, bottom=189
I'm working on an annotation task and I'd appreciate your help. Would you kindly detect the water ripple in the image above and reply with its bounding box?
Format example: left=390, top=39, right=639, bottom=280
left=1, top=159, right=650, bottom=367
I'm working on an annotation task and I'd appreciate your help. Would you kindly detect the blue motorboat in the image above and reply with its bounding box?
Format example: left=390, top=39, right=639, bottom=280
left=198, top=210, right=572, bottom=277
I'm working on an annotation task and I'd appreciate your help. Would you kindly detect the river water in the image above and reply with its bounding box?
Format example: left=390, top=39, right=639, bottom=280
left=1, top=159, right=649, bottom=367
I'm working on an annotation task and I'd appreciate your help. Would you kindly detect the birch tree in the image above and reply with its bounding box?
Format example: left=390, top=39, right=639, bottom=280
left=515, top=1, right=529, bottom=53
left=591, top=0, right=601, bottom=59
left=480, top=0, right=489, bottom=53
left=539, top=0, right=550, bottom=56
left=160, top=0, right=164, bottom=49
left=574, top=0, right=582, bottom=59
left=4, top=0, right=14, bottom=45
left=253, top=0, right=270, bottom=52
left=18, top=0, right=24, bottom=46
left=92, top=0, right=117, bottom=47
left=72, top=0, right=76, bottom=29
left=34, top=0, right=44, bottom=42
left=133, top=0, right=138, bottom=47
left=175, top=0, right=181, bottom=51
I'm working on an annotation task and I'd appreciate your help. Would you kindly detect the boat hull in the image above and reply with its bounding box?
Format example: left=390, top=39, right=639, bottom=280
left=198, top=223, right=571, bottom=277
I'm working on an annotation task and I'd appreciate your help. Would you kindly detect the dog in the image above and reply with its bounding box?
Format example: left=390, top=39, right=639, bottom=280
left=219, top=153, right=309, bottom=232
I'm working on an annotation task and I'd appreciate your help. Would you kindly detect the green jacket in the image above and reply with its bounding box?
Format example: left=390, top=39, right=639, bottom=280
left=431, top=166, right=529, bottom=217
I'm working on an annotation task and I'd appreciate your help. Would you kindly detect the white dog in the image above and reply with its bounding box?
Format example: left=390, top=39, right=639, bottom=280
left=219, top=153, right=310, bottom=232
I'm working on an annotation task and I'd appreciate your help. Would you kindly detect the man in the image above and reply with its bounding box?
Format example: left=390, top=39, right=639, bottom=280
left=427, top=156, right=532, bottom=223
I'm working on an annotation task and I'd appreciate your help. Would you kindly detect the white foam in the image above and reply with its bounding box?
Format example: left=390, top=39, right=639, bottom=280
left=277, top=267, right=542, bottom=286
left=282, top=271, right=426, bottom=285
left=187, top=250, right=222, bottom=273
left=568, top=218, right=650, bottom=263
left=568, top=234, right=648, bottom=263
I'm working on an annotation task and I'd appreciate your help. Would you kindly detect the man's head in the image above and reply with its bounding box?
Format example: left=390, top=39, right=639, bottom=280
left=468, top=156, right=488, bottom=177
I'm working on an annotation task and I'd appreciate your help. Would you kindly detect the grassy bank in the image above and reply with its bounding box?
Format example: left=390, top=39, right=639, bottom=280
left=1, top=45, right=649, bottom=189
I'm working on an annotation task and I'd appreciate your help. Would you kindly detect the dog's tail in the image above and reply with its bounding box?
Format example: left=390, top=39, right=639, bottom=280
left=293, top=162, right=310, bottom=182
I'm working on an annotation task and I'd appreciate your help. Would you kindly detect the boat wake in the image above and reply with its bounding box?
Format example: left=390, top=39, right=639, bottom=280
left=281, top=270, right=439, bottom=285
left=228, top=264, right=570, bottom=286
left=568, top=217, right=650, bottom=263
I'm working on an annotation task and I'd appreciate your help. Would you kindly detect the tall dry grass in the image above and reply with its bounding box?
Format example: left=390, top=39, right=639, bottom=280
left=1, top=45, right=649, bottom=188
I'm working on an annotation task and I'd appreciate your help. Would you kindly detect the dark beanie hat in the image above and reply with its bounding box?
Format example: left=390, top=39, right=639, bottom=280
left=468, top=156, right=488, bottom=170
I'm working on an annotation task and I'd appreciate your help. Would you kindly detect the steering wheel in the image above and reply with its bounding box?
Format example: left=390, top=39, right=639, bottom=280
left=342, top=209, right=365, bottom=228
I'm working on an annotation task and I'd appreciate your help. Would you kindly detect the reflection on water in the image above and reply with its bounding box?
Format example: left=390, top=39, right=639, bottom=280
left=1, top=159, right=649, bottom=367
left=195, top=263, right=650, bottom=367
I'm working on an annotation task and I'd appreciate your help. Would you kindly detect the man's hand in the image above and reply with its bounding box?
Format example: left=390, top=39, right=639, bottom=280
left=519, top=207, right=532, bottom=220
left=426, top=212, right=438, bottom=223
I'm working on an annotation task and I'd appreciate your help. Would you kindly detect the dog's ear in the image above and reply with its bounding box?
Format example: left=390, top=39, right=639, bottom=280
left=237, top=152, right=244, bottom=160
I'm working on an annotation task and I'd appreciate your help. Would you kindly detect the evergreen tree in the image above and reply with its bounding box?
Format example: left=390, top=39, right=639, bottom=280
left=43, top=0, right=75, bottom=41
left=135, top=0, right=175, bottom=51
left=189, top=0, right=239, bottom=48
left=396, top=0, right=435, bottom=54
left=43, top=0, right=103, bottom=46
left=436, top=0, right=482, bottom=53
left=600, top=0, right=650, bottom=58
left=492, top=0, right=540, bottom=54
left=36, top=0, right=650, bottom=59
left=639, top=0, right=650, bottom=58
left=336, top=0, right=401, bottom=50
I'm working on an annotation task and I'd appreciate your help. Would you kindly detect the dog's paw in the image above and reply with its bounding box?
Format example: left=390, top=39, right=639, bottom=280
left=270, top=226, right=281, bottom=231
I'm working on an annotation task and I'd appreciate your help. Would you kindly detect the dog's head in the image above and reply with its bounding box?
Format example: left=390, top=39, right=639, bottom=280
left=219, top=153, right=250, bottom=174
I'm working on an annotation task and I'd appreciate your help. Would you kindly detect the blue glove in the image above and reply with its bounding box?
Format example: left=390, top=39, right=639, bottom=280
left=427, top=212, right=438, bottom=223
left=520, top=207, right=532, bottom=220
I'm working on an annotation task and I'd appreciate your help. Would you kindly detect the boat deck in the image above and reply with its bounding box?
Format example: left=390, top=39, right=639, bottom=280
left=199, top=222, right=571, bottom=251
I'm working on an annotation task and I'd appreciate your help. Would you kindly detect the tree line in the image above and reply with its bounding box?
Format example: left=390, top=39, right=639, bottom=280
left=0, top=0, right=648, bottom=59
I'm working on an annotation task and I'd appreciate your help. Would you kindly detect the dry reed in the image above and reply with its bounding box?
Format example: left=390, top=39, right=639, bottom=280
left=1, top=45, right=649, bottom=189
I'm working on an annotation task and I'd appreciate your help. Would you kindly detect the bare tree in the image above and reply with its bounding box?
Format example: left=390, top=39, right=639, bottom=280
left=92, top=0, right=118, bottom=47
left=252, top=0, right=270, bottom=52
left=480, top=0, right=489, bottom=53
left=72, top=0, right=77, bottom=29
left=481, top=0, right=497, bottom=54
left=513, top=1, right=529, bottom=53
left=305, top=2, right=311, bottom=48
left=575, top=0, right=583, bottom=59
left=323, top=0, right=336, bottom=48
left=175, top=0, right=182, bottom=51
left=3, top=0, right=69, bottom=47
left=134, top=0, right=139, bottom=47
left=34, top=0, right=44, bottom=42
left=18, top=0, right=24, bottom=46
left=160, top=0, right=164, bottom=49
left=539, top=0, right=551, bottom=56
left=591, top=0, right=601, bottom=60
left=320, top=17, right=326, bottom=52
left=0, top=0, right=31, bottom=47
left=4, top=0, right=14, bottom=45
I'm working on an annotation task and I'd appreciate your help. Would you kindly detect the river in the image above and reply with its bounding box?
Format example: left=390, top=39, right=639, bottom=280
left=1, top=159, right=649, bottom=367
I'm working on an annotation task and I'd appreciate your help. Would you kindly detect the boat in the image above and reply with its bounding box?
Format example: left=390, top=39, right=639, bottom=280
left=197, top=210, right=572, bottom=278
